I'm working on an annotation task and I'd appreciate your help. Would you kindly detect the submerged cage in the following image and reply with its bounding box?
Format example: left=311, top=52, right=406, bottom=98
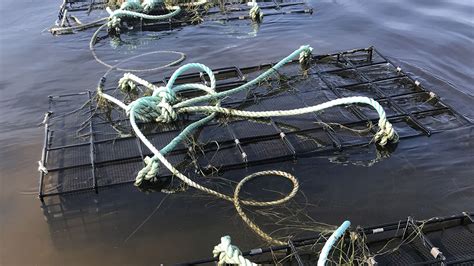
left=51, top=0, right=313, bottom=34
left=37, top=46, right=470, bottom=200
left=183, top=212, right=474, bottom=265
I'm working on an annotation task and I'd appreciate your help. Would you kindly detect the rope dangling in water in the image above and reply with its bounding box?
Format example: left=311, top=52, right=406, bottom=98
left=97, top=45, right=398, bottom=244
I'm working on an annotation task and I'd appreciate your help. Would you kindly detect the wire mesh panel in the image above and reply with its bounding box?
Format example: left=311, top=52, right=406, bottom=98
left=182, top=213, right=474, bottom=265
left=37, top=47, right=470, bottom=199
left=52, top=0, right=313, bottom=34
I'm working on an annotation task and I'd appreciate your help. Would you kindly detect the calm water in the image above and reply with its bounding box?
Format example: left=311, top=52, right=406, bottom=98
left=0, top=0, right=473, bottom=264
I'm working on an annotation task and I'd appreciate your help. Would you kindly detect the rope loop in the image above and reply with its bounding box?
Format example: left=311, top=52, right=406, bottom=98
left=299, top=46, right=313, bottom=66
left=374, top=117, right=398, bottom=146
left=128, top=94, right=178, bottom=123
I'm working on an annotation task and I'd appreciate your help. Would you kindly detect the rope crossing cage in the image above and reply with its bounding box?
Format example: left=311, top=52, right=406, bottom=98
left=38, top=46, right=470, bottom=200
left=51, top=0, right=313, bottom=35
left=183, top=212, right=474, bottom=265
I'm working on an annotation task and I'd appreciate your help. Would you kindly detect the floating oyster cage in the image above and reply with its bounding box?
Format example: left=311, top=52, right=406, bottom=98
left=53, top=0, right=312, bottom=34
left=38, top=47, right=470, bottom=200
left=183, top=212, right=474, bottom=265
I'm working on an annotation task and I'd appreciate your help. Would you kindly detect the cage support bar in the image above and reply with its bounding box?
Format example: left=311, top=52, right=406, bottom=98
left=87, top=91, right=98, bottom=193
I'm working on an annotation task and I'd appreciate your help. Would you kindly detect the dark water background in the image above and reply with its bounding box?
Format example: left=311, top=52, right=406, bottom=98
left=0, top=0, right=473, bottom=265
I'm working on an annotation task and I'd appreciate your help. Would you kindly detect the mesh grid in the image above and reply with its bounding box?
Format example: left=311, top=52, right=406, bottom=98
left=38, top=47, right=470, bottom=198
left=57, top=0, right=312, bottom=34
left=178, top=214, right=474, bottom=265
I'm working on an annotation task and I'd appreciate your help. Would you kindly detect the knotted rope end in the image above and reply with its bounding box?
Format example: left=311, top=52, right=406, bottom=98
left=374, top=119, right=399, bottom=147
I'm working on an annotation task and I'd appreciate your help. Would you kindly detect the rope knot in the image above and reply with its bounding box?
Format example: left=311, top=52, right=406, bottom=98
left=120, top=0, right=143, bottom=11
left=107, top=16, right=121, bottom=35
left=299, top=45, right=313, bottom=66
left=134, top=156, right=160, bottom=186
left=374, top=118, right=399, bottom=146
left=128, top=88, right=178, bottom=124
left=142, top=0, right=161, bottom=13
left=213, top=236, right=257, bottom=266
left=249, top=4, right=263, bottom=22
left=118, top=74, right=138, bottom=94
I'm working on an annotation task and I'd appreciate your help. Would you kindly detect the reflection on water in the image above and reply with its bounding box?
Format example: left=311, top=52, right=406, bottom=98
left=0, top=0, right=473, bottom=264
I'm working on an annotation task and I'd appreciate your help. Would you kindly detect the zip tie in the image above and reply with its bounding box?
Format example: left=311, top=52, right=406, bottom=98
left=372, top=228, right=384, bottom=234
left=415, top=80, right=421, bottom=86
left=38, top=161, right=48, bottom=175
left=41, top=112, right=52, bottom=126
left=396, top=66, right=402, bottom=73
left=249, top=248, right=263, bottom=255
left=280, top=132, right=286, bottom=139
left=367, top=257, right=377, bottom=266
left=234, top=139, right=240, bottom=145
left=430, top=247, right=441, bottom=258
left=242, top=152, right=247, bottom=160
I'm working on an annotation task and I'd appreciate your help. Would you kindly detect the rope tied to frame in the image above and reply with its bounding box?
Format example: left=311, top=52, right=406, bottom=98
left=249, top=3, right=263, bottom=22
left=97, top=45, right=398, bottom=244
left=213, top=236, right=257, bottom=266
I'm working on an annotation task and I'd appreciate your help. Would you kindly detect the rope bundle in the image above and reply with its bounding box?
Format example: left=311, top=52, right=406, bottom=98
left=106, top=0, right=181, bottom=35
left=97, top=45, right=398, bottom=245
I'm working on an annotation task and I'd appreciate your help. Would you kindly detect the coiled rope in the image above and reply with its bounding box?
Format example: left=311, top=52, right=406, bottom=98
left=97, top=45, right=398, bottom=245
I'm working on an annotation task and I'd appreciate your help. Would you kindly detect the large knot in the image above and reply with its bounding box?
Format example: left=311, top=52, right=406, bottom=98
left=127, top=88, right=178, bottom=123
left=135, top=156, right=160, bottom=186
left=120, top=0, right=143, bottom=11
left=374, top=118, right=399, bottom=146
left=142, top=0, right=162, bottom=13
left=107, top=16, right=121, bottom=34
left=249, top=4, right=263, bottom=22
left=299, top=46, right=313, bottom=66
left=213, top=236, right=257, bottom=266
left=118, top=75, right=138, bottom=94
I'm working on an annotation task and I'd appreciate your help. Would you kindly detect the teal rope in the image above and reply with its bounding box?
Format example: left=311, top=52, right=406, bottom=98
left=129, top=47, right=311, bottom=182
left=174, top=45, right=313, bottom=108
left=318, top=221, right=351, bottom=266
left=110, top=6, right=181, bottom=21
left=132, top=62, right=220, bottom=185
left=98, top=45, right=398, bottom=185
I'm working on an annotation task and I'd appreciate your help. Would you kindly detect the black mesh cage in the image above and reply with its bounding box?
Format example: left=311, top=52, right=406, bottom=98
left=53, top=0, right=313, bottom=34
left=38, top=47, right=470, bottom=199
left=182, top=213, right=474, bottom=265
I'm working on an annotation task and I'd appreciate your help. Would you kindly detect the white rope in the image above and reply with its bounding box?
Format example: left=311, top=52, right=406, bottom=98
left=213, top=236, right=257, bottom=266
left=96, top=47, right=398, bottom=244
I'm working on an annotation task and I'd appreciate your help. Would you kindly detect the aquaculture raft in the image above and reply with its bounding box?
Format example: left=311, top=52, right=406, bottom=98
left=52, top=0, right=313, bottom=34
left=183, top=212, right=474, bottom=265
left=37, top=47, right=469, bottom=200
